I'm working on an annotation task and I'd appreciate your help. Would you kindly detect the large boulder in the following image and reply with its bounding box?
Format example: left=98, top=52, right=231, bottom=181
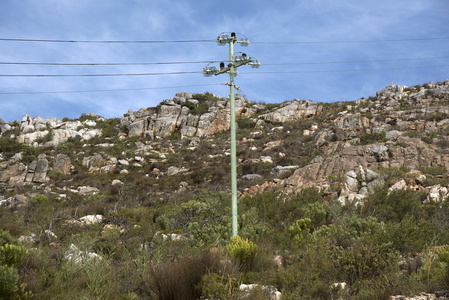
left=259, top=99, right=320, bottom=123
left=28, top=154, right=49, bottom=183
left=333, top=113, right=370, bottom=140
left=53, top=154, right=71, bottom=174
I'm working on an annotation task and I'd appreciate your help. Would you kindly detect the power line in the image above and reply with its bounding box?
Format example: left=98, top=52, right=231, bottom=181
left=263, top=56, right=449, bottom=66
left=2, top=55, right=448, bottom=67
left=0, top=83, right=225, bottom=95
left=0, top=60, right=222, bottom=66
left=1, top=64, right=447, bottom=77
left=252, top=37, right=449, bottom=44
left=242, top=64, right=449, bottom=74
left=0, top=71, right=202, bottom=77
left=0, top=38, right=215, bottom=43
left=1, top=36, right=448, bottom=44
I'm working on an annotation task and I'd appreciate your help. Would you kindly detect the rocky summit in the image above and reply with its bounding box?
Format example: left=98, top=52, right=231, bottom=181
left=2, top=80, right=449, bottom=299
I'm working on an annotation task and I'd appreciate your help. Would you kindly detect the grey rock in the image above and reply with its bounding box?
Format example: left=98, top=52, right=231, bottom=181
left=242, top=174, right=263, bottom=180
left=259, top=99, right=320, bottom=123
left=371, top=145, right=388, bottom=154
left=33, top=156, right=49, bottom=183
left=10, top=194, right=28, bottom=208
left=167, top=166, right=181, bottom=176
left=386, top=130, right=403, bottom=140
left=271, top=165, right=299, bottom=176
left=365, top=169, right=381, bottom=182
left=53, top=154, right=71, bottom=174
left=118, top=159, right=129, bottom=166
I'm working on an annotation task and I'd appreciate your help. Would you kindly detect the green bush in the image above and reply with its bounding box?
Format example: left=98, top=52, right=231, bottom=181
left=226, top=236, right=258, bottom=272
left=419, top=166, right=447, bottom=176
left=288, top=218, right=311, bottom=247
left=0, top=137, right=22, bottom=155
left=362, top=189, right=426, bottom=223
left=0, top=244, right=28, bottom=268
left=200, top=273, right=241, bottom=300
left=0, top=244, right=32, bottom=299
left=333, top=242, right=398, bottom=285
left=29, top=194, right=49, bottom=206
left=0, top=265, right=20, bottom=298
left=359, top=131, right=387, bottom=145
left=237, top=116, right=255, bottom=130
left=0, top=230, right=17, bottom=247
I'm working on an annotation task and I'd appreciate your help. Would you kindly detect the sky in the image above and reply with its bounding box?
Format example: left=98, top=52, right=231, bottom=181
left=0, top=0, right=448, bottom=123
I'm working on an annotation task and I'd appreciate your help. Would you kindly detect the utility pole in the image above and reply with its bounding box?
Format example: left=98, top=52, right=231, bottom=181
left=203, top=32, right=260, bottom=237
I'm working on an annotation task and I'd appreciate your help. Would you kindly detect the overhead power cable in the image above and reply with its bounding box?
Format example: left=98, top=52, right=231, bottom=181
left=2, top=56, right=448, bottom=67
left=0, top=60, right=223, bottom=66
left=263, top=56, right=449, bottom=66
left=242, top=64, right=449, bottom=74
left=0, top=71, right=202, bottom=77
left=0, top=36, right=448, bottom=44
left=252, top=37, right=449, bottom=44
left=0, top=38, right=215, bottom=43
left=0, top=83, right=225, bottom=95
left=1, top=64, right=447, bottom=77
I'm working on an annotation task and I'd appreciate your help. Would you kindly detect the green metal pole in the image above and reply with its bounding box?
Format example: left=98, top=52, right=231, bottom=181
left=229, top=38, right=238, bottom=237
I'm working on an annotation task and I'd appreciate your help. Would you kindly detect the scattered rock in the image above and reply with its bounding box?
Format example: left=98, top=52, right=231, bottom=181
left=111, top=179, right=124, bottom=185
left=239, top=284, right=282, bottom=300
left=389, top=179, right=407, bottom=191
left=242, top=174, right=263, bottom=180
left=79, top=214, right=104, bottom=225
left=64, top=244, right=102, bottom=265
left=260, top=156, right=273, bottom=164
left=271, top=165, right=299, bottom=177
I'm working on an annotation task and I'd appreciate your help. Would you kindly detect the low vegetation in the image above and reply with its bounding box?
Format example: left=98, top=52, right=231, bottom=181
left=3, top=83, right=449, bottom=298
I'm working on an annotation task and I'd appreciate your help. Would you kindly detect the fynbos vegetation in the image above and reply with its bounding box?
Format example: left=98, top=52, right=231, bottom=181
left=1, top=81, right=449, bottom=299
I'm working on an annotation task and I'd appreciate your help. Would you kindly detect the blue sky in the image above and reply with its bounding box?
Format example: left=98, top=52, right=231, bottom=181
left=1, top=0, right=448, bottom=122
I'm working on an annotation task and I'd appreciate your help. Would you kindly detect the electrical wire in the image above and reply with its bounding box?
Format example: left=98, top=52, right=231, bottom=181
left=1, top=64, right=447, bottom=77
left=1, top=56, right=448, bottom=67
left=1, top=37, right=448, bottom=44
left=0, top=38, right=215, bottom=43
left=0, top=71, right=202, bottom=77
left=0, top=83, right=225, bottom=95
left=0, top=60, right=223, bottom=66
left=263, top=56, right=449, bottom=66
left=252, top=37, right=449, bottom=44
left=241, top=64, right=449, bottom=74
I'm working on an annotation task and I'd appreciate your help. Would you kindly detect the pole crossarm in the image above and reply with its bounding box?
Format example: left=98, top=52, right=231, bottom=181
left=202, top=32, right=260, bottom=237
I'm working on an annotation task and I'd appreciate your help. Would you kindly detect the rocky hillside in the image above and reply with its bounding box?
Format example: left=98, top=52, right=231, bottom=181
left=2, top=79, right=449, bottom=299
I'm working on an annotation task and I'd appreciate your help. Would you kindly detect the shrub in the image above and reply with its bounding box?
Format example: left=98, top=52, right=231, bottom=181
left=147, top=251, right=221, bottom=300
left=237, top=116, right=255, bottom=130
left=288, top=218, right=311, bottom=247
left=0, top=265, right=20, bottom=298
left=333, top=242, right=398, bottom=285
left=0, top=137, right=22, bottom=156
left=0, top=244, right=28, bottom=268
left=362, top=189, right=426, bottom=223
left=0, top=230, right=17, bottom=247
left=359, top=131, right=387, bottom=145
left=419, top=166, right=447, bottom=176
left=437, top=246, right=449, bottom=287
left=200, top=273, right=241, bottom=300
left=21, top=145, right=38, bottom=164
left=0, top=244, right=32, bottom=299
left=226, top=236, right=258, bottom=272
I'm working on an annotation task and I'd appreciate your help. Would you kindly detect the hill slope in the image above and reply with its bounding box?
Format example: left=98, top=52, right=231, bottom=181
left=1, top=80, right=449, bottom=299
